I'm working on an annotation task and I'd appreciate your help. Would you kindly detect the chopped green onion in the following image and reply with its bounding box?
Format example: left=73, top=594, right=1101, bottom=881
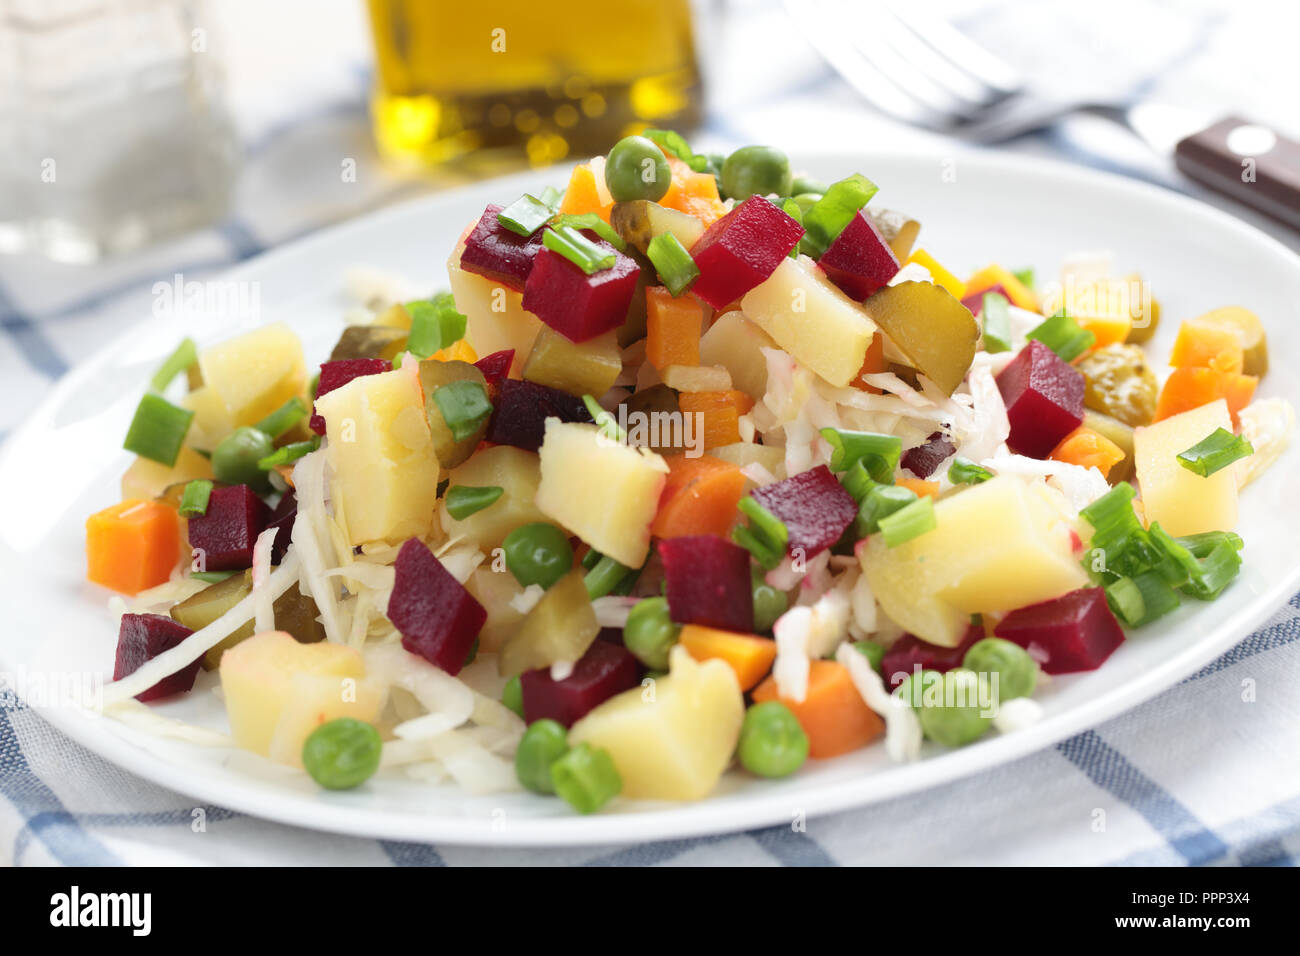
left=550, top=213, right=626, bottom=251
left=840, top=460, right=875, bottom=505
left=948, top=457, right=994, bottom=485
left=1026, top=311, right=1096, bottom=362
left=406, top=292, right=468, bottom=359
left=981, top=292, right=1013, bottom=354
left=178, top=479, right=213, bottom=518
left=1176, top=531, right=1244, bottom=559
left=433, top=380, right=493, bottom=442
left=1105, top=571, right=1179, bottom=627
left=1176, top=427, right=1254, bottom=477
left=497, top=193, right=555, bottom=237
left=781, top=198, right=804, bottom=258
left=642, top=128, right=709, bottom=172
left=445, top=484, right=504, bottom=521
left=254, top=396, right=308, bottom=439
left=123, top=393, right=194, bottom=466
left=543, top=225, right=616, bottom=275
left=582, top=394, right=626, bottom=442
left=1146, top=522, right=1201, bottom=588
left=539, top=185, right=564, bottom=208
left=802, top=173, right=879, bottom=259
left=1183, top=539, right=1243, bottom=600
left=584, top=553, right=635, bottom=599
left=819, top=427, right=901, bottom=481
left=1012, top=267, right=1034, bottom=290
left=149, top=337, right=198, bottom=393
left=580, top=547, right=604, bottom=571
left=1079, top=482, right=1154, bottom=579
left=257, top=438, right=320, bottom=470
left=878, top=495, right=935, bottom=547
left=739, top=498, right=789, bottom=551
left=855, top=483, right=916, bottom=538
left=732, top=524, right=784, bottom=570
left=646, top=231, right=700, bottom=296
left=191, top=570, right=238, bottom=584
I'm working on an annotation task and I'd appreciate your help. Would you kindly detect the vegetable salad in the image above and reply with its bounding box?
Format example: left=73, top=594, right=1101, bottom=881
left=87, top=131, right=1294, bottom=814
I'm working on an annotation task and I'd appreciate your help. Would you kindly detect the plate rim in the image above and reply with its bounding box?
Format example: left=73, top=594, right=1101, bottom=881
left=5, top=146, right=1300, bottom=847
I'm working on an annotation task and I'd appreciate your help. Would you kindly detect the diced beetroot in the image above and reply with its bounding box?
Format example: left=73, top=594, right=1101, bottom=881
left=187, top=485, right=269, bottom=572
left=994, top=587, right=1125, bottom=675
left=816, top=210, right=900, bottom=301
left=520, top=640, right=639, bottom=727
left=521, top=239, right=641, bottom=343
left=474, top=348, right=515, bottom=388
left=880, top=623, right=984, bottom=690
left=484, top=377, right=594, bottom=451
left=960, top=283, right=1011, bottom=317
left=689, top=197, right=805, bottom=309
left=659, top=535, right=754, bottom=633
left=995, top=339, right=1084, bottom=458
left=387, top=538, right=486, bottom=676
left=901, top=431, right=956, bottom=479
left=114, top=613, right=200, bottom=702
left=749, top=465, right=857, bottom=557
left=309, top=358, right=391, bottom=434
left=266, top=490, right=296, bottom=564
left=596, top=626, right=625, bottom=645
left=459, top=204, right=545, bottom=292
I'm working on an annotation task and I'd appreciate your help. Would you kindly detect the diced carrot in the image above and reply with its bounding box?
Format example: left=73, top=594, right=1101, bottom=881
left=895, top=476, right=940, bottom=499
left=432, top=338, right=478, bottom=363
left=1049, top=425, right=1125, bottom=479
left=645, top=287, right=704, bottom=371
left=1169, top=321, right=1244, bottom=374
left=659, top=157, right=728, bottom=226
left=86, top=499, right=181, bottom=595
left=1154, top=366, right=1258, bottom=426
left=651, top=454, right=746, bottom=539
left=850, top=334, right=887, bottom=394
left=556, top=162, right=614, bottom=223
left=1077, top=312, right=1132, bottom=350
left=906, top=249, right=966, bottom=300
left=679, top=625, right=777, bottom=691
left=677, top=389, right=756, bottom=449
left=965, top=264, right=1038, bottom=312
left=752, top=660, right=884, bottom=758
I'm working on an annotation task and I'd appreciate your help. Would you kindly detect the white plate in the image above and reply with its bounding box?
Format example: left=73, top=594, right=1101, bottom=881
left=3, top=151, right=1299, bottom=847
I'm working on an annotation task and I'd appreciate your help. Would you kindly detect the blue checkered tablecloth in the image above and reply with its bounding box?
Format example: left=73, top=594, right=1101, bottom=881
left=2, top=0, right=1299, bottom=866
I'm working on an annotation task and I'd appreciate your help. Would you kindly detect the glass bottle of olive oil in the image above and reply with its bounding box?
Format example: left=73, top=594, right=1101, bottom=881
left=366, top=0, right=703, bottom=172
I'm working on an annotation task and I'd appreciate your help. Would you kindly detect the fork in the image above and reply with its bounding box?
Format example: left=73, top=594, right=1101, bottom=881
left=786, top=0, right=1300, bottom=229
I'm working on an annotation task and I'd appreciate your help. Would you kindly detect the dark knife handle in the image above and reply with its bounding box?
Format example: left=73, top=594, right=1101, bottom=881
left=1174, top=116, right=1300, bottom=231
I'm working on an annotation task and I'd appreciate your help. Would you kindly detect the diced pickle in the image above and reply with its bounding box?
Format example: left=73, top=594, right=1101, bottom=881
left=373, top=302, right=413, bottom=330
left=862, top=281, right=977, bottom=396
left=1082, top=409, right=1135, bottom=482
left=1119, top=274, right=1160, bottom=344
left=1186, top=306, right=1268, bottom=376
left=618, top=384, right=680, bottom=454
left=498, top=569, right=600, bottom=678
left=522, top=327, right=623, bottom=398
left=618, top=268, right=651, bottom=346
left=1077, top=343, right=1158, bottom=427
left=610, top=200, right=706, bottom=256
left=170, top=570, right=325, bottom=670
left=867, top=208, right=921, bottom=262
left=329, top=325, right=408, bottom=362
left=417, top=359, right=490, bottom=468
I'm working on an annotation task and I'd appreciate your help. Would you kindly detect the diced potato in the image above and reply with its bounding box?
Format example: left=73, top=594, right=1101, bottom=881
left=465, top=567, right=528, bottom=653
left=860, top=475, right=1088, bottom=647
left=569, top=645, right=743, bottom=801
left=220, top=631, right=385, bottom=765
left=522, top=327, right=622, bottom=398
left=740, top=255, right=877, bottom=388
left=1134, top=399, right=1238, bottom=536
left=661, top=364, right=732, bottom=392
left=861, top=281, right=978, bottom=395
left=698, top=310, right=777, bottom=400
left=707, top=441, right=787, bottom=484
left=181, top=385, right=235, bottom=451
left=315, top=361, right=440, bottom=546
left=610, top=200, right=706, bottom=255
left=121, top=446, right=213, bottom=501
left=498, top=570, right=600, bottom=677
left=536, top=419, right=668, bottom=568
left=441, top=445, right=547, bottom=549
left=197, top=323, right=307, bottom=430
left=1187, top=306, right=1268, bottom=376
left=447, top=242, right=542, bottom=376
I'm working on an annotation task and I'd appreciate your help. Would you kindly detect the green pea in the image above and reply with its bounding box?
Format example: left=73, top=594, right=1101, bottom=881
left=604, top=135, right=671, bottom=203
left=550, top=742, right=621, bottom=814
left=791, top=174, right=828, bottom=196
left=962, top=637, right=1038, bottom=701
left=515, top=718, right=569, bottom=794
left=502, top=675, right=524, bottom=718
left=211, top=426, right=273, bottom=490
left=623, top=596, right=681, bottom=670
left=721, top=145, right=793, bottom=201
left=502, top=522, right=574, bottom=590
left=737, top=701, right=808, bottom=778
left=909, top=669, right=994, bottom=748
left=752, top=577, right=788, bottom=633
left=301, top=718, right=382, bottom=790
left=851, top=639, right=886, bottom=673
